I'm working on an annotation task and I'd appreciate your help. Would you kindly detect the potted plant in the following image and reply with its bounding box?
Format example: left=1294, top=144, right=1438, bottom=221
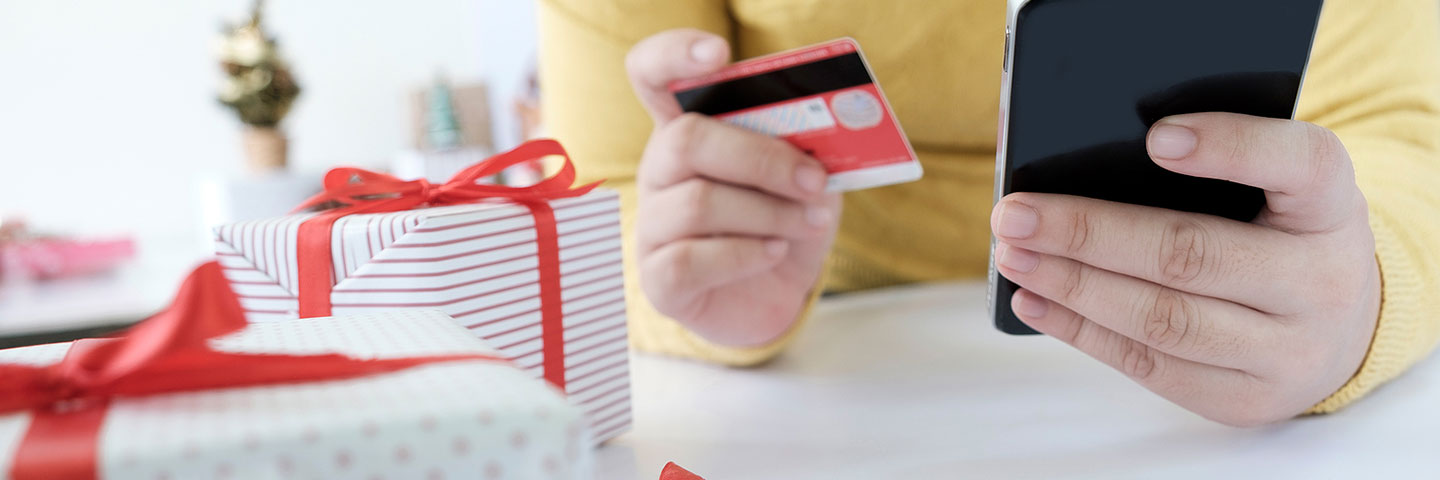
left=217, top=0, right=300, bottom=172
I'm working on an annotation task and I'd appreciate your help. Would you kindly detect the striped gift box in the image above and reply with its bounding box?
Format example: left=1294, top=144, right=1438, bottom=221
left=213, top=190, right=630, bottom=444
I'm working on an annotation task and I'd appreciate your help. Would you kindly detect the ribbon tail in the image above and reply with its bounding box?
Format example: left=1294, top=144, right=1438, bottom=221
left=10, top=402, right=107, bottom=480
left=297, top=210, right=348, bottom=318
left=659, top=462, right=707, bottom=480
left=526, top=201, right=568, bottom=392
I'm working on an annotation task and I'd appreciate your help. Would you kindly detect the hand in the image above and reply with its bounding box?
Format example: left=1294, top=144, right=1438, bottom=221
left=992, top=113, right=1381, bottom=426
left=627, top=29, right=841, bottom=346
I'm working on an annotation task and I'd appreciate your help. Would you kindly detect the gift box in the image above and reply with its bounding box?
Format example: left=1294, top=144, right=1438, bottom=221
left=213, top=140, right=631, bottom=444
left=0, top=262, right=589, bottom=480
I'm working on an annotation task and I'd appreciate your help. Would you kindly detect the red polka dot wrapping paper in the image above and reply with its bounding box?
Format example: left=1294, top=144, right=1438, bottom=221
left=0, top=310, right=592, bottom=479
left=213, top=190, right=632, bottom=445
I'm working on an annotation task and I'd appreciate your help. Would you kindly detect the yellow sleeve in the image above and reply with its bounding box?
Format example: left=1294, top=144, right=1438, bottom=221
left=537, top=0, right=812, bottom=366
left=1297, top=0, right=1440, bottom=413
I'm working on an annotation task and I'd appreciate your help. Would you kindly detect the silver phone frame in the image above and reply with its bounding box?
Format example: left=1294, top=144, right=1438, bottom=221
left=986, top=0, right=1029, bottom=323
left=985, top=0, right=1325, bottom=324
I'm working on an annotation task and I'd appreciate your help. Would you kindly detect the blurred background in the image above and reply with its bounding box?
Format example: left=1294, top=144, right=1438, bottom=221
left=0, top=0, right=547, bottom=342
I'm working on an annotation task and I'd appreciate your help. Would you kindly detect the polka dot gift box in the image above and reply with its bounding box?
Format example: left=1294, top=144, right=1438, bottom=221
left=0, top=268, right=591, bottom=480
left=214, top=140, right=631, bottom=444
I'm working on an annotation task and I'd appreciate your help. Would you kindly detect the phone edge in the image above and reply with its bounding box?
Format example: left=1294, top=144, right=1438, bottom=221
left=988, top=0, right=1029, bottom=333
left=1291, top=0, right=1327, bottom=121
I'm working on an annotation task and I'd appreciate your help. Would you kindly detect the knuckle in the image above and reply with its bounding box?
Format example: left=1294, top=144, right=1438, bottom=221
left=637, top=135, right=671, bottom=187
left=1302, top=123, right=1347, bottom=188
left=1065, top=209, right=1097, bottom=255
left=634, top=200, right=660, bottom=242
left=1119, top=339, right=1160, bottom=382
left=1305, top=269, right=1350, bottom=312
left=1222, top=120, right=1249, bottom=166
left=1303, top=122, right=1343, bottom=161
left=765, top=200, right=795, bottom=234
left=641, top=249, right=686, bottom=298
left=1141, top=288, right=1199, bottom=351
left=1284, top=343, right=1327, bottom=378
left=1157, top=219, right=1214, bottom=286
left=1224, top=389, right=1290, bottom=427
left=1056, top=311, right=1088, bottom=345
left=751, top=139, right=793, bottom=179
left=1061, top=263, right=1093, bottom=306
left=675, top=180, right=715, bottom=230
left=623, top=45, right=647, bottom=78
left=664, top=245, right=699, bottom=291
left=626, top=31, right=687, bottom=77
left=667, top=113, right=709, bottom=154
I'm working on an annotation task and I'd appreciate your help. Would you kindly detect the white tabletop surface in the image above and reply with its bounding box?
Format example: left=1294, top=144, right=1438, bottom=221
left=596, top=282, right=1440, bottom=479
left=0, top=242, right=200, bottom=338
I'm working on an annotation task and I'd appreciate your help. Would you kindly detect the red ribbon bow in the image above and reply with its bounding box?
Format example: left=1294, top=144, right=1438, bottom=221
left=0, top=262, right=502, bottom=480
left=290, top=139, right=601, bottom=391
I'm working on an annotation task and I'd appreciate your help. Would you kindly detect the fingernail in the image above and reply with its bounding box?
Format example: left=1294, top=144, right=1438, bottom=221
left=1013, top=290, right=1051, bottom=319
left=765, top=239, right=789, bottom=258
left=794, top=164, right=826, bottom=194
left=996, top=243, right=1040, bottom=273
left=690, top=37, right=726, bottom=63
left=805, top=206, right=834, bottom=228
left=996, top=202, right=1039, bottom=239
left=1149, top=124, right=1198, bottom=160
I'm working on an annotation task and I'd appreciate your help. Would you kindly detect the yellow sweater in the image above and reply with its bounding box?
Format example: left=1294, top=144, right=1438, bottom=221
left=538, top=0, right=1440, bottom=412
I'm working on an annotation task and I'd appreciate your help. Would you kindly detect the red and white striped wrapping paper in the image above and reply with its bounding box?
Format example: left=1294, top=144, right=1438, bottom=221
left=213, top=190, right=630, bottom=444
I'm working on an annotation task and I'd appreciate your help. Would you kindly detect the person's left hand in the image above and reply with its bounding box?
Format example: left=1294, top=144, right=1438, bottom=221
left=992, top=112, right=1381, bottom=426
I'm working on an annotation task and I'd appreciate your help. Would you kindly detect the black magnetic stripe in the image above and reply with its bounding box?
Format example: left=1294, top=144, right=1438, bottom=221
left=674, top=52, right=872, bottom=116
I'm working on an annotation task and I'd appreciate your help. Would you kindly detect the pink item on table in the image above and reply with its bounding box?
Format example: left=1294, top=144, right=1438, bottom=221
left=1, top=237, right=135, bottom=280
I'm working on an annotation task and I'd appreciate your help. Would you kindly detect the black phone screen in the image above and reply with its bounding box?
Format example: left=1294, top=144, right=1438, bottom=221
left=994, top=0, right=1326, bottom=335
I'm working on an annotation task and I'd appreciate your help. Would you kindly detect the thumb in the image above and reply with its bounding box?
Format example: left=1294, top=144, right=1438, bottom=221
left=625, top=29, right=731, bottom=126
left=1146, top=113, right=1360, bottom=233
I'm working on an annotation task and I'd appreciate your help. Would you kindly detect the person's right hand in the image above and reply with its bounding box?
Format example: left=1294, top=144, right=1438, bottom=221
left=627, top=29, right=841, bottom=347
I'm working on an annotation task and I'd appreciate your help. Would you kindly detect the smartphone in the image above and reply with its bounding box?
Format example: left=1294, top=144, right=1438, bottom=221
left=989, top=0, right=1326, bottom=335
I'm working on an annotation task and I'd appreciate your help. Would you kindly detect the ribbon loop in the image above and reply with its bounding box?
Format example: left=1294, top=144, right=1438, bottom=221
left=293, top=139, right=599, bottom=217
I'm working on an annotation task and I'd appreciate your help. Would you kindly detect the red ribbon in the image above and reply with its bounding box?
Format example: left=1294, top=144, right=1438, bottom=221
left=1, top=261, right=503, bottom=480
left=291, top=139, right=601, bottom=391
left=660, top=462, right=708, bottom=480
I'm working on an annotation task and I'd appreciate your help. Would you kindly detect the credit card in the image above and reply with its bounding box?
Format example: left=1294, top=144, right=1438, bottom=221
left=670, top=38, right=923, bottom=192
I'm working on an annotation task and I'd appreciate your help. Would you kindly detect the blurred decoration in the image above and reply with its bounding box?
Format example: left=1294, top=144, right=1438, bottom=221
left=0, top=215, right=135, bottom=283
left=394, top=75, right=548, bottom=185
left=513, top=60, right=545, bottom=142
left=425, top=74, right=463, bottom=150
left=408, top=76, right=493, bottom=153
left=217, top=0, right=301, bottom=172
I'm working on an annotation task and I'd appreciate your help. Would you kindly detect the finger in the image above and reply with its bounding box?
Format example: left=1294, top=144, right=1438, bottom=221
left=995, top=242, right=1274, bottom=368
left=640, top=237, right=788, bottom=311
left=992, top=192, right=1305, bottom=312
left=1146, top=113, right=1361, bottom=233
left=625, top=29, right=731, bottom=125
left=637, top=180, right=834, bottom=252
left=639, top=113, right=828, bottom=201
left=1010, top=289, right=1268, bottom=425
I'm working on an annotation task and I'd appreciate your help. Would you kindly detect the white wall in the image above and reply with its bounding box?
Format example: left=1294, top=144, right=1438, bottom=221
left=0, top=0, right=536, bottom=252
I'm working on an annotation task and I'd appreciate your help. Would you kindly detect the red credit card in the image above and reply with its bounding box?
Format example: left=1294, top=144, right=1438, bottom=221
left=669, top=38, right=922, bottom=191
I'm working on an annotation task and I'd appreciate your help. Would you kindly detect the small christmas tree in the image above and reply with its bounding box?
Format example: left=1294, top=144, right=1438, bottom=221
left=426, top=75, right=463, bottom=150
left=217, top=0, right=301, bottom=171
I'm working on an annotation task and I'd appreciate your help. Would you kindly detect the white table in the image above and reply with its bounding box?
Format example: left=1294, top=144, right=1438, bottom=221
left=0, top=242, right=201, bottom=344
left=597, top=282, right=1440, bottom=479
